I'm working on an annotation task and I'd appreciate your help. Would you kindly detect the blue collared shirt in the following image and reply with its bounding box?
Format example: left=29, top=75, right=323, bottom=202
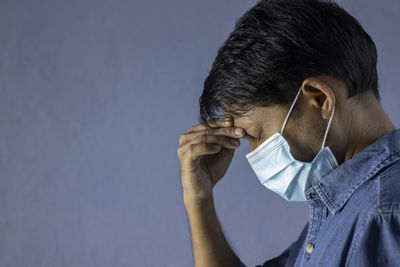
left=239, top=128, right=400, bottom=267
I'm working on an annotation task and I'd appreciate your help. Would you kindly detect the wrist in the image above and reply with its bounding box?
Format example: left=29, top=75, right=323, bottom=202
left=183, top=190, right=214, bottom=208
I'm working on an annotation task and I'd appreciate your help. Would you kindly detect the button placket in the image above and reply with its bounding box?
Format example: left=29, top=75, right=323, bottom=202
left=303, top=189, right=324, bottom=261
left=306, top=243, right=314, bottom=254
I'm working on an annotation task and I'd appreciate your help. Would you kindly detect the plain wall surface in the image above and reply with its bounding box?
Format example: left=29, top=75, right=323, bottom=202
left=0, top=0, right=399, bottom=266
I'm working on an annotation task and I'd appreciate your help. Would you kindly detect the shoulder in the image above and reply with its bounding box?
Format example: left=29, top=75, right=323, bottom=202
left=346, top=162, right=400, bottom=266
left=377, top=160, right=400, bottom=213
left=346, top=211, right=400, bottom=266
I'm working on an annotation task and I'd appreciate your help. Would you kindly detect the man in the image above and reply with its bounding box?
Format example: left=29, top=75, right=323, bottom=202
left=177, top=0, right=400, bottom=266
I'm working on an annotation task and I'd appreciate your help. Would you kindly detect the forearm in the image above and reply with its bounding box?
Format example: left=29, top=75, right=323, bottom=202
left=184, top=193, right=240, bottom=267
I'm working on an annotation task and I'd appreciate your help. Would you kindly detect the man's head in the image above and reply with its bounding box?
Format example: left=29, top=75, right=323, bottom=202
left=199, top=0, right=383, bottom=164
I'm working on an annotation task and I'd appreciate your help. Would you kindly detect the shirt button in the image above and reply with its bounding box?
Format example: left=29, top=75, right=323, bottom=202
left=306, top=192, right=317, bottom=200
left=306, top=243, right=314, bottom=254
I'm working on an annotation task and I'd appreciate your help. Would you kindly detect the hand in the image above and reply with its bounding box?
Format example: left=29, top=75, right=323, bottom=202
left=177, top=117, right=246, bottom=203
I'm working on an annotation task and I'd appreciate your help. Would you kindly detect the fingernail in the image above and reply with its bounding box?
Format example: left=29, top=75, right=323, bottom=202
left=234, top=128, right=243, bottom=136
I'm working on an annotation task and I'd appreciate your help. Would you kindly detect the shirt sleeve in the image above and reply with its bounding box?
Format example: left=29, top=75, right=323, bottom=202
left=347, top=212, right=400, bottom=266
left=238, top=222, right=308, bottom=267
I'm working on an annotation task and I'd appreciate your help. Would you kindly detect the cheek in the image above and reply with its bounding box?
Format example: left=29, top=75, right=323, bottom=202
left=247, top=136, right=263, bottom=152
left=248, top=141, right=256, bottom=152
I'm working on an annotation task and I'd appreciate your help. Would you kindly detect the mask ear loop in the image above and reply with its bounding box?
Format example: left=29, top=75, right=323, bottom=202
left=280, top=87, right=302, bottom=135
left=321, top=104, right=335, bottom=149
left=280, top=87, right=335, bottom=149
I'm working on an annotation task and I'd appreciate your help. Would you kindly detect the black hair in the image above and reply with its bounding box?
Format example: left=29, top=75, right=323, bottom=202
left=199, top=0, right=379, bottom=128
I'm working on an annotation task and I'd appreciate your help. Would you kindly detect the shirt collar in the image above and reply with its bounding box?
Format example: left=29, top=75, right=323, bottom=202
left=309, top=128, right=400, bottom=215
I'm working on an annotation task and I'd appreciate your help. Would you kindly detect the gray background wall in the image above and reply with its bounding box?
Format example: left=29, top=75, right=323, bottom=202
left=0, top=0, right=398, bottom=266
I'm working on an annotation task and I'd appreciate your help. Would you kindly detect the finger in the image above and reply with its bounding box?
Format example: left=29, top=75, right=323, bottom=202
left=179, top=126, right=246, bottom=146
left=178, top=132, right=241, bottom=159
left=189, top=142, right=223, bottom=159
left=187, top=117, right=233, bottom=133
left=190, top=134, right=240, bottom=149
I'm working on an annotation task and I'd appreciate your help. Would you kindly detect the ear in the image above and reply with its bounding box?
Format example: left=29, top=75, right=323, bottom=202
left=301, top=77, right=336, bottom=120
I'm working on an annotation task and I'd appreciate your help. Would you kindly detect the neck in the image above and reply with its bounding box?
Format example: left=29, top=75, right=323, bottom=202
left=344, top=96, right=395, bottom=161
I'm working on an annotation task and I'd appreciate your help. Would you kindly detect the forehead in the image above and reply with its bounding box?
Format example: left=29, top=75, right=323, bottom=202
left=229, top=105, right=287, bottom=131
left=228, top=106, right=271, bottom=122
left=225, top=108, right=259, bottom=132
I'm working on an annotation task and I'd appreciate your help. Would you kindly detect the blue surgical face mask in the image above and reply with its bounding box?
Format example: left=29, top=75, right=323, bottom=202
left=245, top=87, right=339, bottom=201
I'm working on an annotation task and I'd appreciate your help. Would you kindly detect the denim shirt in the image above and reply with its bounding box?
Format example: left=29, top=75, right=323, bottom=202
left=239, top=128, right=400, bottom=267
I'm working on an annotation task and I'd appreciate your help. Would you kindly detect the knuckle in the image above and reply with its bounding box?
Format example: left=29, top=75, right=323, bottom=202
left=179, top=135, right=185, bottom=145
left=179, top=133, right=189, bottom=143
left=202, top=142, right=209, bottom=150
left=177, top=147, right=183, bottom=156
left=200, top=134, right=207, bottom=143
left=215, top=127, right=227, bottom=136
left=189, top=143, right=196, bottom=153
left=199, top=124, right=205, bottom=129
left=217, top=128, right=228, bottom=136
